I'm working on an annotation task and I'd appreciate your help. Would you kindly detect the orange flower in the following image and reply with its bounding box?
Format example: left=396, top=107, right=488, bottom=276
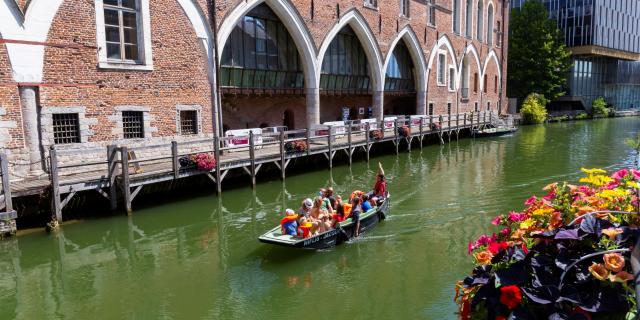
left=603, top=253, right=625, bottom=273
left=577, top=206, right=595, bottom=216
left=589, top=263, right=609, bottom=281
left=601, top=228, right=623, bottom=240
left=609, top=271, right=634, bottom=283
left=474, top=250, right=494, bottom=265
left=549, top=211, right=563, bottom=230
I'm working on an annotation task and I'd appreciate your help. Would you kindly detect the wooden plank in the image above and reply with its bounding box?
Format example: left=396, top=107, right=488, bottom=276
left=171, top=141, right=179, bottom=180
left=279, top=131, right=285, bottom=180
left=50, top=147, right=62, bottom=221
left=214, top=136, right=222, bottom=193
left=249, top=131, right=256, bottom=187
left=121, top=146, right=132, bottom=215
left=107, top=145, right=118, bottom=210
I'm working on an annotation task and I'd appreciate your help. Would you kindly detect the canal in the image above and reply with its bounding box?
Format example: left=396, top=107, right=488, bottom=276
left=1, top=118, right=639, bottom=319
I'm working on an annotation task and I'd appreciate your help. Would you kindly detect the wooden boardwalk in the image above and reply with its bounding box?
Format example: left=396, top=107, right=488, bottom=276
left=4, top=112, right=495, bottom=220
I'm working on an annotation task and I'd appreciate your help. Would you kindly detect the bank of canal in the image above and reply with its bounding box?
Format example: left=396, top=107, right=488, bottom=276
left=1, top=118, right=638, bottom=319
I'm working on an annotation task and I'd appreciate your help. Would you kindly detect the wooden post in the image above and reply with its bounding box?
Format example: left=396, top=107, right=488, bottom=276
left=0, top=152, right=13, bottom=212
left=305, top=128, right=311, bottom=157
left=249, top=131, right=256, bottom=187
left=327, top=126, right=333, bottom=169
left=429, top=115, right=434, bottom=133
left=347, top=124, right=353, bottom=166
left=438, top=115, right=444, bottom=145
left=365, top=123, right=371, bottom=162
left=394, top=119, right=399, bottom=155
left=418, top=120, right=423, bottom=149
left=456, top=113, right=460, bottom=128
left=279, top=131, right=286, bottom=180
left=464, top=113, right=467, bottom=127
left=171, top=141, right=179, bottom=180
left=49, top=146, right=62, bottom=221
left=107, top=145, right=118, bottom=210
left=214, top=136, right=222, bottom=193
left=121, top=146, right=132, bottom=215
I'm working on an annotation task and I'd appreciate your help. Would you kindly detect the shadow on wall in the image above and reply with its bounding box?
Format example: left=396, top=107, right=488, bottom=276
left=222, top=96, right=307, bottom=129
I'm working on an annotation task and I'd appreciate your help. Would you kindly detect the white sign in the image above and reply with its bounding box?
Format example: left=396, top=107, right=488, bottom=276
left=224, top=128, right=263, bottom=150
left=383, top=117, right=397, bottom=129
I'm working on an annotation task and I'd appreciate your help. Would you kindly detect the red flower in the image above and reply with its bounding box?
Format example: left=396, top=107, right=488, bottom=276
left=488, top=241, right=509, bottom=255
left=499, top=285, right=522, bottom=310
left=495, top=316, right=507, bottom=320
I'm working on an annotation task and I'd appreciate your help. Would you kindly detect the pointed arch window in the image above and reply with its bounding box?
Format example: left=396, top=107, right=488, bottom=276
left=385, top=41, right=415, bottom=92
left=476, top=0, right=483, bottom=41
left=220, top=4, right=304, bottom=91
left=320, top=26, right=371, bottom=93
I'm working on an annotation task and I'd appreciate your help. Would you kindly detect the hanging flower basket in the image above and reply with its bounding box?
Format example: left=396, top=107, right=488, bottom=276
left=456, top=168, right=640, bottom=320
left=398, top=125, right=411, bottom=137
left=369, top=129, right=384, bottom=141
left=284, top=140, right=308, bottom=154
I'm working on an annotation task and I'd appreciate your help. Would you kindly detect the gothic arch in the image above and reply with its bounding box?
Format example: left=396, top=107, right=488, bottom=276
left=426, top=35, right=457, bottom=89
left=383, top=26, right=427, bottom=93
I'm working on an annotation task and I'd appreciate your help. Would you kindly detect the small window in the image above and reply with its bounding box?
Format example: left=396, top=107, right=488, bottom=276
left=400, top=0, right=410, bottom=17
left=447, top=103, right=452, bottom=115
left=494, top=75, right=498, bottom=93
left=437, top=53, right=446, bottom=85
left=365, top=0, right=378, bottom=8
left=52, top=113, right=81, bottom=144
left=448, top=67, right=456, bottom=91
left=122, top=111, right=144, bottom=139
left=487, top=102, right=491, bottom=110
left=180, top=110, right=198, bottom=135
left=474, top=102, right=479, bottom=112
left=484, top=74, right=488, bottom=93
left=428, top=103, right=434, bottom=115
left=428, top=0, right=436, bottom=26
left=473, top=73, right=478, bottom=93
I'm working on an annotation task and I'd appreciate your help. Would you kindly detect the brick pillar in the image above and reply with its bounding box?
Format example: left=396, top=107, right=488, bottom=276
left=306, top=87, right=320, bottom=128
left=373, top=90, right=384, bottom=120
left=19, top=86, right=43, bottom=174
left=416, top=90, right=427, bottom=115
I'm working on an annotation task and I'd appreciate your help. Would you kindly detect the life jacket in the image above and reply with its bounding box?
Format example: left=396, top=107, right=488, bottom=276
left=298, top=222, right=313, bottom=238
left=280, top=213, right=299, bottom=236
left=343, top=203, right=352, bottom=217
left=349, top=190, right=363, bottom=202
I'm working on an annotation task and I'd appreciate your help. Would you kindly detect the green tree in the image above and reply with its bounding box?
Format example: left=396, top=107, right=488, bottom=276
left=507, top=1, right=573, bottom=101
left=520, top=93, right=548, bottom=124
left=592, top=97, right=611, bottom=117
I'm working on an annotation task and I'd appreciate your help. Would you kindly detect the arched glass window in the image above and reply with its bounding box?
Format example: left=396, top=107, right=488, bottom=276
left=220, top=4, right=303, bottom=90
left=487, top=4, right=494, bottom=45
left=385, top=42, right=415, bottom=92
left=320, top=26, right=371, bottom=93
left=476, top=0, right=483, bottom=41
left=453, top=0, right=461, bottom=34
left=465, top=0, right=473, bottom=38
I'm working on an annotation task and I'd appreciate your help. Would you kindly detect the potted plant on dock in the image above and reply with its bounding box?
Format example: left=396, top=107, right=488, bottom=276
left=284, top=140, right=308, bottom=154
left=179, top=153, right=216, bottom=171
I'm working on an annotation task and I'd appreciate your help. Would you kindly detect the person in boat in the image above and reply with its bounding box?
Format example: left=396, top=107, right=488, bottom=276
left=331, top=195, right=347, bottom=228
left=280, top=209, right=299, bottom=236
left=297, top=198, right=314, bottom=238
left=325, top=187, right=337, bottom=210
left=361, top=193, right=373, bottom=212
left=310, top=196, right=332, bottom=235
left=350, top=197, right=362, bottom=237
left=319, top=188, right=334, bottom=214
left=369, top=196, right=378, bottom=209
left=373, top=162, right=387, bottom=199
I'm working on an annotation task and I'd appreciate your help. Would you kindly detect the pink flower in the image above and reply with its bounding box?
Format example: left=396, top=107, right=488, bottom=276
left=467, top=241, right=475, bottom=255
left=476, top=235, right=493, bottom=246
left=632, top=169, right=640, bottom=180
left=612, top=169, right=629, bottom=181
left=543, top=191, right=556, bottom=201
left=524, top=196, right=537, bottom=207
left=604, top=181, right=620, bottom=190
left=500, top=228, right=511, bottom=237
left=491, top=216, right=502, bottom=225
left=508, top=211, right=527, bottom=222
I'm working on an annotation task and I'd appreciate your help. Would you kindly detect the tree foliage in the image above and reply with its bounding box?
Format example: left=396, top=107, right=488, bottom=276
left=507, top=1, right=573, bottom=101
left=520, top=93, right=548, bottom=124
left=592, top=97, right=611, bottom=117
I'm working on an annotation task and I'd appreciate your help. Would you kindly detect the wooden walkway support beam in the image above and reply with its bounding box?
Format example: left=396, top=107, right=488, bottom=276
left=107, top=145, right=118, bottom=210
left=120, top=146, right=132, bottom=215
left=0, top=152, right=13, bottom=212
left=50, top=146, right=62, bottom=221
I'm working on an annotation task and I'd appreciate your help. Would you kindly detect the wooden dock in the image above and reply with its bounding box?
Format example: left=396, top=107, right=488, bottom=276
left=4, top=112, right=495, bottom=221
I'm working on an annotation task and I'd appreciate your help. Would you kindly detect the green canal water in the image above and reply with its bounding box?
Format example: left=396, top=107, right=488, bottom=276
left=2, top=118, right=640, bottom=319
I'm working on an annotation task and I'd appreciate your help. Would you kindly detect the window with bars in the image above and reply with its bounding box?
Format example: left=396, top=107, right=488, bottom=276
left=52, top=113, right=81, bottom=144
left=103, top=0, right=139, bottom=62
left=428, top=103, right=434, bottom=115
left=180, top=110, right=198, bottom=135
left=428, top=0, right=436, bottom=26
left=447, top=103, right=452, bottom=115
left=122, top=111, right=144, bottom=139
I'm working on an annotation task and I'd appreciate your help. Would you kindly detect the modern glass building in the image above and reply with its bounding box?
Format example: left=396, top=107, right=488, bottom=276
left=511, top=0, right=640, bottom=110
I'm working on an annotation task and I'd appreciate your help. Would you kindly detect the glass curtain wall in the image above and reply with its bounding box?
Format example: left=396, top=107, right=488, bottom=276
left=320, top=26, right=371, bottom=93
left=385, top=42, right=415, bottom=93
left=220, top=4, right=304, bottom=90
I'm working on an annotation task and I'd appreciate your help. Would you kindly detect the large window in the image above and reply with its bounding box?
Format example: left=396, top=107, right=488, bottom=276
left=453, top=0, right=461, bottom=34
left=437, top=52, right=446, bottom=86
left=220, top=4, right=303, bottom=90
left=466, top=0, right=473, bottom=38
left=487, top=4, right=494, bottom=45
left=385, top=42, right=415, bottom=92
left=320, top=26, right=371, bottom=93
left=476, top=0, right=484, bottom=41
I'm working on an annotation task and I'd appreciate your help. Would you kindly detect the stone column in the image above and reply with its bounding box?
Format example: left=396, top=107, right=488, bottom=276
left=416, top=91, right=427, bottom=115
left=373, top=91, right=384, bottom=120
left=306, top=87, right=320, bottom=128
left=19, top=86, right=43, bottom=175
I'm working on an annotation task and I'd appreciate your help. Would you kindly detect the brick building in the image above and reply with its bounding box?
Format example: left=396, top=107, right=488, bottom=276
left=0, top=0, right=509, bottom=178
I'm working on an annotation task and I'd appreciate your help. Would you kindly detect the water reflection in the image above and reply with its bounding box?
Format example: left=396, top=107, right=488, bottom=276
left=1, top=118, right=639, bottom=319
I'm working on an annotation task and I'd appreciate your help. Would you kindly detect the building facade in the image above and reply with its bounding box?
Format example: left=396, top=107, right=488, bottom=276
left=0, top=0, right=509, bottom=178
left=511, top=0, right=640, bottom=110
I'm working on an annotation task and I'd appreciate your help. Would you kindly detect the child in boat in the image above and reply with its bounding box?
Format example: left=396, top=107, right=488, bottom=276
left=280, top=209, right=299, bottom=236
left=350, top=197, right=362, bottom=237
left=297, top=198, right=314, bottom=238
left=361, top=194, right=373, bottom=212
left=331, top=195, right=346, bottom=228
left=310, top=197, right=332, bottom=235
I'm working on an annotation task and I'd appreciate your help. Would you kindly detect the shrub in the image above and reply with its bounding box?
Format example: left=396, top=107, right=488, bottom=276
left=520, top=93, right=548, bottom=124
left=575, top=112, right=589, bottom=120
left=593, top=97, right=611, bottom=117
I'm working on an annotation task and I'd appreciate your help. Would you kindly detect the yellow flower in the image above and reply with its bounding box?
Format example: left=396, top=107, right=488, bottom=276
left=601, top=228, right=623, bottom=240
left=581, top=168, right=607, bottom=175
left=588, top=263, right=609, bottom=281
left=596, top=189, right=627, bottom=200
left=580, top=174, right=614, bottom=187
left=628, top=181, right=640, bottom=189
left=531, top=207, right=555, bottom=217
left=603, top=253, right=625, bottom=273
left=519, top=218, right=535, bottom=230
left=474, top=250, right=494, bottom=265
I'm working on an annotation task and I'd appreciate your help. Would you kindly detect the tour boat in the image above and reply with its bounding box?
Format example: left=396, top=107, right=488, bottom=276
left=473, top=126, right=518, bottom=138
left=258, top=196, right=390, bottom=249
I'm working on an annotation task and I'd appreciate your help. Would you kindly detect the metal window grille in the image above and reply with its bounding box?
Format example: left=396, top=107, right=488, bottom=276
left=122, top=111, right=144, bottom=139
left=52, top=113, right=81, bottom=144
left=428, top=103, right=434, bottom=115
left=180, top=110, right=198, bottom=135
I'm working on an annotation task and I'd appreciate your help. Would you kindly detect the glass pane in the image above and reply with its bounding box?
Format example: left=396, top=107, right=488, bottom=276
left=122, top=12, right=137, bottom=28
left=244, top=17, right=256, bottom=69
left=232, top=69, right=242, bottom=87
left=106, top=43, right=121, bottom=60
left=105, top=26, right=120, bottom=42
left=121, top=0, right=136, bottom=9
left=104, top=0, right=118, bottom=6
left=123, top=28, right=137, bottom=44
left=221, top=68, right=230, bottom=86
left=104, top=9, right=119, bottom=25
left=124, top=44, right=138, bottom=60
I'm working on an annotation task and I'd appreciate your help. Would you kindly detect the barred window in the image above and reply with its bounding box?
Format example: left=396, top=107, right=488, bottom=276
left=428, top=103, right=434, bottom=115
left=52, top=113, right=81, bottom=144
left=180, top=110, right=198, bottom=135
left=103, top=0, right=139, bottom=61
left=447, top=103, right=452, bottom=115
left=122, top=111, right=144, bottom=139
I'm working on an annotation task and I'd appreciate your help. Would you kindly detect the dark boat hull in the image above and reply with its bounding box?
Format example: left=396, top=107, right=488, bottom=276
left=473, top=127, right=518, bottom=138
left=258, top=197, right=390, bottom=249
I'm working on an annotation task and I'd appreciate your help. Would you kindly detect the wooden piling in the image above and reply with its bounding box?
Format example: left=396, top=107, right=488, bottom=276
left=347, top=124, right=353, bottom=165
left=0, top=152, right=13, bottom=212
left=171, top=141, right=179, bottom=180
left=365, top=123, right=371, bottom=162
left=49, top=146, right=62, bottom=221
left=107, top=145, right=118, bottom=210
left=279, top=131, right=286, bottom=180
left=249, top=131, right=256, bottom=187
left=327, top=126, right=333, bottom=169
left=120, top=146, right=132, bottom=215
left=305, top=128, right=311, bottom=157
left=418, top=120, right=423, bottom=149
left=393, top=119, right=399, bottom=154
left=214, top=136, right=222, bottom=193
